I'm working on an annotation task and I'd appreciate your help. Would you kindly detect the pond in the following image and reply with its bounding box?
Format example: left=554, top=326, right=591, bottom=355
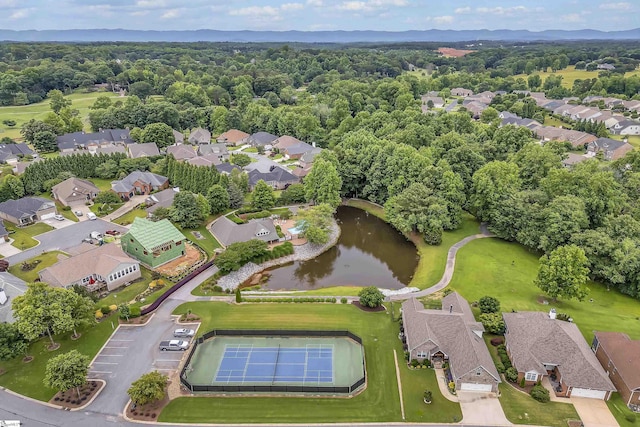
left=263, top=206, right=419, bottom=290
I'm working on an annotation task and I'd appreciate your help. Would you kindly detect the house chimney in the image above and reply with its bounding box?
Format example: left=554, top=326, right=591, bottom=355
left=549, top=308, right=557, bottom=320
left=449, top=305, right=453, bottom=313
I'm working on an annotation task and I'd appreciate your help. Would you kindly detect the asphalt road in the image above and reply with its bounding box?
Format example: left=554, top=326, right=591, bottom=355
left=5, top=219, right=129, bottom=264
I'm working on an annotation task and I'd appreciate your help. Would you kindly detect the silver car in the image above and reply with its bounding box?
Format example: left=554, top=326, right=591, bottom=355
left=173, top=328, right=195, bottom=338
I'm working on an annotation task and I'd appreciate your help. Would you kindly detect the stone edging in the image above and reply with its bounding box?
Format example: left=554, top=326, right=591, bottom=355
left=216, top=221, right=341, bottom=291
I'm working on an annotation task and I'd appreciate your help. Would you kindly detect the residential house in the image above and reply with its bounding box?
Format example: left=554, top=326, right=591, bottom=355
left=96, top=145, right=126, bottom=155
left=217, top=129, right=250, bottom=146
left=592, top=331, right=640, bottom=409
left=421, top=96, right=445, bottom=109
left=111, top=171, right=169, bottom=200
left=215, top=163, right=242, bottom=175
left=51, top=178, right=99, bottom=207
left=273, top=136, right=314, bottom=160
left=121, top=217, right=186, bottom=268
left=503, top=311, right=615, bottom=399
left=248, top=132, right=278, bottom=148
left=587, top=137, right=634, bottom=161
left=198, top=143, right=229, bottom=161
left=466, top=91, right=494, bottom=105
left=0, top=221, right=8, bottom=242
left=145, top=188, right=179, bottom=215
left=463, top=101, right=488, bottom=119
left=39, top=244, right=141, bottom=292
left=166, top=144, right=197, bottom=161
left=187, top=154, right=221, bottom=167
left=499, top=111, right=518, bottom=120
left=173, top=129, right=185, bottom=145
left=128, top=142, right=160, bottom=158
left=293, top=147, right=322, bottom=178
left=612, top=120, right=640, bottom=136
left=562, top=153, right=588, bottom=168
left=534, top=126, right=598, bottom=148
left=597, top=63, right=615, bottom=71
left=451, top=88, right=473, bottom=97
left=553, top=104, right=575, bottom=116
left=56, top=129, right=133, bottom=153
left=0, top=197, right=57, bottom=225
left=248, top=167, right=299, bottom=190
left=621, top=100, right=640, bottom=113
left=567, top=105, right=593, bottom=121
left=541, top=100, right=566, bottom=112
left=401, top=293, right=501, bottom=392
left=210, top=216, right=279, bottom=248
left=0, top=143, right=33, bottom=164
left=188, top=128, right=211, bottom=145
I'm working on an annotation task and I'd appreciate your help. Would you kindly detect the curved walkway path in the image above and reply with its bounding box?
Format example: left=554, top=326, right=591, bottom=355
left=388, top=223, right=493, bottom=301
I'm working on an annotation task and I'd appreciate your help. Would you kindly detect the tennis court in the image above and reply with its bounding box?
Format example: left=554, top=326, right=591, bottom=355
left=183, top=335, right=365, bottom=393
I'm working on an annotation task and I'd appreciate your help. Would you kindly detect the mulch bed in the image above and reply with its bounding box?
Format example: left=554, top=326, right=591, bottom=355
left=126, top=393, right=170, bottom=421
left=179, top=313, right=200, bottom=322
left=568, top=421, right=583, bottom=427
left=120, top=314, right=151, bottom=325
left=352, top=301, right=385, bottom=312
left=50, top=380, right=103, bottom=409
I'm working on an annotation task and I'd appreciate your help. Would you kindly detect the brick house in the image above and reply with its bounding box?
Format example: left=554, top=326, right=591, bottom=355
left=111, top=171, right=169, bottom=201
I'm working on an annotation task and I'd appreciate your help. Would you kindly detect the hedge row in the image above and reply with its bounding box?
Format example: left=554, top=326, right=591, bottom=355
left=242, top=297, right=337, bottom=303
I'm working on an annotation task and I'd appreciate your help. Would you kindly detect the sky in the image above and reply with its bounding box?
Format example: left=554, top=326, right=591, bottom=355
left=0, top=0, right=638, bottom=32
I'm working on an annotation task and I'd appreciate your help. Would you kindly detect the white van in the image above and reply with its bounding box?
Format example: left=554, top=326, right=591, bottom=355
left=86, top=212, right=97, bottom=220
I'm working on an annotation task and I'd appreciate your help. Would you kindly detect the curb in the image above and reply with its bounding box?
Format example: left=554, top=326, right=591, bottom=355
left=69, top=379, right=106, bottom=411
left=0, top=386, right=64, bottom=410
left=119, top=312, right=156, bottom=327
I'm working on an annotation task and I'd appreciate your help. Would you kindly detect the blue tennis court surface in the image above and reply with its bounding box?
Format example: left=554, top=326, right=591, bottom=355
left=215, top=344, right=333, bottom=384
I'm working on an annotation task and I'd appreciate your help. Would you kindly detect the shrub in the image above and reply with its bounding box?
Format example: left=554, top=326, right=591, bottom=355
left=495, top=361, right=505, bottom=373
left=479, top=296, right=500, bottom=313
left=95, top=310, right=103, bottom=319
left=624, top=413, right=637, bottom=423
left=341, top=297, right=347, bottom=304
left=423, top=390, right=432, bottom=403
left=556, top=313, right=571, bottom=322
left=479, top=312, right=505, bottom=334
left=109, top=304, right=117, bottom=312
left=490, top=337, right=504, bottom=346
left=213, top=285, right=223, bottom=293
left=100, top=306, right=111, bottom=315
left=358, top=286, right=384, bottom=308
left=530, top=385, right=550, bottom=403
left=520, top=377, right=526, bottom=388
left=505, top=367, right=519, bottom=383
left=129, top=307, right=141, bottom=318
left=448, top=381, right=456, bottom=393
left=410, top=359, right=419, bottom=367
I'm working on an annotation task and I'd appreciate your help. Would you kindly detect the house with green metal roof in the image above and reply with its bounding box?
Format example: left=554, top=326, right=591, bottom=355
left=121, top=217, right=186, bottom=268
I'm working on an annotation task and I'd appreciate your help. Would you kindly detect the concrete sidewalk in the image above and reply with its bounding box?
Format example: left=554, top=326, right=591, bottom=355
left=102, top=195, right=147, bottom=221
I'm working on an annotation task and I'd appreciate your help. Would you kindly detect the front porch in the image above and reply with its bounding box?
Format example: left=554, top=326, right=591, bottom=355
left=431, top=351, right=448, bottom=369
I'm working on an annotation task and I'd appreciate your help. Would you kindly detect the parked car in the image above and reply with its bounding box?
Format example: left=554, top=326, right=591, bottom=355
left=54, top=214, right=65, bottom=221
left=174, top=328, right=195, bottom=338
left=105, top=230, right=121, bottom=236
left=159, top=340, right=189, bottom=351
left=74, top=210, right=83, bottom=216
left=86, top=212, right=97, bottom=220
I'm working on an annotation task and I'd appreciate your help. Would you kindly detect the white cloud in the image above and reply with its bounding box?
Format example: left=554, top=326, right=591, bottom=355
left=136, top=0, right=166, bottom=7
left=561, top=13, right=585, bottom=22
left=599, top=2, right=632, bottom=10
left=229, top=6, right=280, bottom=17
left=337, top=0, right=408, bottom=12
left=454, top=7, right=471, bottom=14
left=281, top=2, right=304, bottom=11
left=307, top=0, right=323, bottom=5
left=475, top=6, right=531, bottom=15
left=160, top=8, right=181, bottom=19
left=131, top=10, right=149, bottom=16
left=9, top=8, right=31, bottom=19
left=432, top=15, right=453, bottom=24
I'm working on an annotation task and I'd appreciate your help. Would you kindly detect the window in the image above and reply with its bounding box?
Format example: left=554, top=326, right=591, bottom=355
left=525, top=372, right=538, bottom=381
left=416, top=351, right=427, bottom=358
left=133, top=265, right=137, bottom=271
left=143, top=250, right=148, bottom=255
left=476, top=369, right=482, bottom=376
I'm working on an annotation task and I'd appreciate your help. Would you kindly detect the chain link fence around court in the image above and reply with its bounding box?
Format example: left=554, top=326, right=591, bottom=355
left=180, top=330, right=366, bottom=394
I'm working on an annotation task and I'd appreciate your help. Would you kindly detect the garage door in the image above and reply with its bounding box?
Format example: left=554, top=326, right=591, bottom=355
left=40, top=213, right=56, bottom=220
left=571, top=388, right=607, bottom=399
left=460, top=383, right=493, bottom=392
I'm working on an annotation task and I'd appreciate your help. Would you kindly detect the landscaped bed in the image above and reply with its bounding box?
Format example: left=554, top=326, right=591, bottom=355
left=50, top=380, right=103, bottom=409
left=7, top=251, right=68, bottom=282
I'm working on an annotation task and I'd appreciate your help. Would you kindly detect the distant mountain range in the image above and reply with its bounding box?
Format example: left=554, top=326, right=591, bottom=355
left=0, top=28, right=638, bottom=43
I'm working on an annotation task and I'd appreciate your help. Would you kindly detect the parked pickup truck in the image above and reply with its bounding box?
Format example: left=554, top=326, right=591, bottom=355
left=159, top=340, right=189, bottom=351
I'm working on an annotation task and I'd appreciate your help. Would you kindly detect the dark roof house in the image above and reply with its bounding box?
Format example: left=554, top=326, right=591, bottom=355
left=248, top=167, right=298, bottom=190
left=0, top=197, right=57, bottom=225
left=587, top=137, right=634, bottom=161
left=145, top=188, right=179, bottom=214
left=56, top=129, right=133, bottom=152
left=111, top=171, right=169, bottom=200
left=248, top=132, right=278, bottom=147
left=128, top=142, right=160, bottom=158
left=210, top=216, right=279, bottom=247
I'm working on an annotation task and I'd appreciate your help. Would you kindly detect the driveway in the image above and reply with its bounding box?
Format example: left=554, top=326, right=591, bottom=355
left=5, top=219, right=128, bottom=264
left=0, top=272, right=26, bottom=323
left=41, top=217, right=75, bottom=229
left=572, top=397, right=619, bottom=427
left=457, top=391, right=511, bottom=426
left=0, top=239, right=21, bottom=257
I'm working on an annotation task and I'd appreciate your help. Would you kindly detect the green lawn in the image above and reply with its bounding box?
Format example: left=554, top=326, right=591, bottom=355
left=610, top=134, right=640, bottom=150
left=514, top=65, right=640, bottom=89
left=0, top=91, right=119, bottom=140
left=55, top=205, right=79, bottom=222
left=7, top=251, right=67, bottom=282
left=344, top=199, right=480, bottom=290
left=243, top=147, right=258, bottom=153
left=0, top=317, right=116, bottom=401
left=89, top=202, right=124, bottom=217
left=112, top=208, right=146, bottom=225
left=5, top=222, right=54, bottom=249
left=180, top=221, right=221, bottom=259
left=450, top=238, right=640, bottom=344
left=97, top=266, right=155, bottom=306
left=607, top=392, right=638, bottom=427
left=160, top=302, right=460, bottom=424
left=89, top=178, right=115, bottom=192
left=544, top=116, right=573, bottom=129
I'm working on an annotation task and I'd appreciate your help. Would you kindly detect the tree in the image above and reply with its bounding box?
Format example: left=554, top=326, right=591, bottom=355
left=231, top=153, right=251, bottom=167
left=140, top=122, right=175, bottom=149
left=479, top=312, right=505, bottom=334
left=478, top=296, right=500, bottom=314
left=207, top=184, right=230, bottom=214
left=0, top=322, right=28, bottom=361
left=251, top=180, right=276, bottom=211
left=20, top=119, right=58, bottom=145
left=44, top=350, right=90, bottom=398
left=118, top=303, right=131, bottom=321
left=12, top=282, right=78, bottom=347
left=278, top=183, right=306, bottom=205
left=67, top=291, right=95, bottom=338
left=94, top=191, right=121, bottom=205
left=535, top=244, right=590, bottom=302
left=227, top=182, right=244, bottom=209
left=90, top=95, right=113, bottom=110
left=358, top=286, right=384, bottom=308
left=304, top=159, right=342, bottom=208
left=235, top=287, right=242, bottom=303
left=128, top=81, right=154, bottom=100
left=48, top=89, right=71, bottom=114
left=171, top=191, right=204, bottom=229
left=128, top=371, right=168, bottom=406
left=295, top=203, right=334, bottom=244
left=32, top=131, right=58, bottom=153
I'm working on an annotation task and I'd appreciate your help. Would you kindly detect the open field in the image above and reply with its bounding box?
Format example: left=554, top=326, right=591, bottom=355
left=160, top=302, right=461, bottom=424
left=449, top=238, right=640, bottom=343
left=0, top=91, right=119, bottom=140
left=514, top=65, right=640, bottom=89
left=0, top=317, right=115, bottom=401
left=7, top=251, right=67, bottom=282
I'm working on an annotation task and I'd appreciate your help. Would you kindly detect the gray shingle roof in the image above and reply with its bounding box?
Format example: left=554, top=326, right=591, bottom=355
left=111, top=171, right=168, bottom=194
left=210, top=216, right=278, bottom=247
left=503, top=312, right=615, bottom=392
left=188, top=128, right=211, bottom=144
left=145, top=188, right=178, bottom=214
left=128, top=142, right=160, bottom=158
left=0, top=197, right=54, bottom=220
left=402, top=294, right=499, bottom=384
left=215, top=163, right=241, bottom=174
left=0, top=143, right=33, bottom=156
left=248, top=167, right=298, bottom=187
left=56, top=129, right=133, bottom=150
left=248, top=132, right=278, bottom=146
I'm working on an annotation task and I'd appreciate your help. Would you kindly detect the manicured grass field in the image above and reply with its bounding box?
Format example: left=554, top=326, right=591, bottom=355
left=0, top=317, right=115, bottom=401
left=180, top=224, right=221, bottom=259
left=7, top=251, right=67, bottom=282
left=5, top=222, right=54, bottom=249
left=112, top=208, right=147, bottom=225
left=449, top=238, right=640, bottom=344
left=160, top=302, right=461, bottom=424
left=607, top=392, right=638, bottom=427
left=344, top=199, right=480, bottom=290
left=0, top=91, right=119, bottom=140
left=514, top=65, right=640, bottom=89
left=90, top=202, right=124, bottom=217
left=89, top=178, right=115, bottom=192
left=544, top=116, right=573, bottom=129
